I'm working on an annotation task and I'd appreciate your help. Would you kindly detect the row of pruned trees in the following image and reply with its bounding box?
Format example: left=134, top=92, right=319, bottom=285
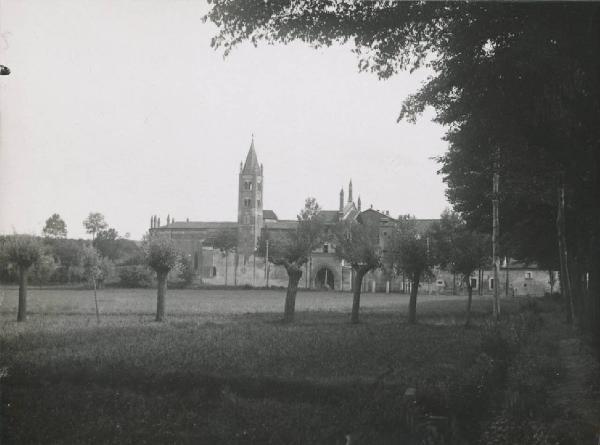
left=256, top=199, right=491, bottom=326
left=1, top=205, right=490, bottom=326
left=0, top=232, right=184, bottom=323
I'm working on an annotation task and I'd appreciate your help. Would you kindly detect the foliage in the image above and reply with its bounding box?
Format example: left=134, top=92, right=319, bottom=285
left=176, top=255, right=195, bottom=286
left=83, top=212, right=108, bottom=240
left=430, top=210, right=491, bottom=283
left=42, top=213, right=67, bottom=239
left=1, top=235, right=43, bottom=269
left=118, top=265, right=154, bottom=288
left=333, top=219, right=381, bottom=272
left=145, top=235, right=180, bottom=274
left=30, top=253, right=58, bottom=286
left=391, top=217, right=433, bottom=280
left=257, top=197, right=324, bottom=268
left=212, top=228, right=238, bottom=254
left=81, top=245, right=102, bottom=283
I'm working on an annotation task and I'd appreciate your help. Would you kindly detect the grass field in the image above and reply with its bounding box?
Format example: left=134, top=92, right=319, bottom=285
left=0, top=287, right=542, bottom=444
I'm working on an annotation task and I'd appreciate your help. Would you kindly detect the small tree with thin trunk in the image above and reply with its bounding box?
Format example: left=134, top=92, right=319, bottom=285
left=333, top=219, right=381, bottom=324
left=430, top=212, right=491, bottom=327
left=257, top=198, right=323, bottom=323
left=81, top=245, right=102, bottom=324
left=1, top=235, right=42, bottom=321
left=145, top=235, right=179, bottom=321
left=83, top=212, right=108, bottom=241
left=213, top=229, right=238, bottom=285
left=391, top=217, right=433, bottom=324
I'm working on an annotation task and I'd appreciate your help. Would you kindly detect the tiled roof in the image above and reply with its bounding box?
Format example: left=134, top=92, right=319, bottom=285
left=264, top=220, right=298, bottom=230
left=319, top=210, right=340, bottom=224
left=263, top=210, right=278, bottom=220
left=156, top=221, right=238, bottom=230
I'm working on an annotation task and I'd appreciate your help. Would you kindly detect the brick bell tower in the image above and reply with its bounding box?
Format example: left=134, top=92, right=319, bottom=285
left=237, top=136, right=264, bottom=259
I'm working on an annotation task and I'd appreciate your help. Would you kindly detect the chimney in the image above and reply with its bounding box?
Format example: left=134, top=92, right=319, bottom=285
left=348, top=179, right=353, bottom=203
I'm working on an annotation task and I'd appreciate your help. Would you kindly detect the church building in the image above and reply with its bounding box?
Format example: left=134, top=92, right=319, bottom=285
left=149, top=139, right=554, bottom=296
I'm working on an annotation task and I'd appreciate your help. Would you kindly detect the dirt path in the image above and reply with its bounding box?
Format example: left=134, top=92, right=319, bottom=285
left=552, top=334, right=600, bottom=441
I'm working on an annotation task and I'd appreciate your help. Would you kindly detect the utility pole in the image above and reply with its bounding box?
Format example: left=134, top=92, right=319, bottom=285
left=265, top=240, right=270, bottom=288
left=557, top=173, right=575, bottom=323
left=492, top=158, right=501, bottom=320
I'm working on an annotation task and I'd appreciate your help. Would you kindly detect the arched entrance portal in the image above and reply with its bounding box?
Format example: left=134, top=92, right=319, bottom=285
left=315, top=267, right=335, bottom=290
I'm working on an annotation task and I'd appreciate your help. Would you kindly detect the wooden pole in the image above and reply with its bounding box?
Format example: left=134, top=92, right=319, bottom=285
left=493, top=169, right=500, bottom=319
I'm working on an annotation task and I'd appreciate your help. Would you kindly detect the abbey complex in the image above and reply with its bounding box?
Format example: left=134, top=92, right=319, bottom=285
left=149, top=140, right=552, bottom=295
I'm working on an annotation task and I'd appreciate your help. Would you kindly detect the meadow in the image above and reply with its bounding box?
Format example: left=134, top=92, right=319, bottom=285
left=0, top=287, right=583, bottom=444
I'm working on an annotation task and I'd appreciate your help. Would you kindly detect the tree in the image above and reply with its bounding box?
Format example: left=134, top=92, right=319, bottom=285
left=145, top=235, right=180, bottom=321
left=430, top=212, right=491, bottom=327
left=333, top=219, right=381, bottom=324
left=257, top=197, right=324, bottom=322
left=205, top=1, right=600, bottom=346
left=212, top=229, right=238, bottom=285
left=93, top=228, right=121, bottom=260
left=1, top=235, right=42, bottom=321
left=391, top=217, right=433, bottom=324
left=42, top=213, right=67, bottom=238
left=81, top=245, right=102, bottom=323
left=48, top=238, right=83, bottom=283
left=83, top=212, right=108, bottom=241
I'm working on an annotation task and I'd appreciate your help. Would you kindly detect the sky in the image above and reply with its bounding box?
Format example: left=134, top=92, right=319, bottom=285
left=0, top=0, right=449, bottom=240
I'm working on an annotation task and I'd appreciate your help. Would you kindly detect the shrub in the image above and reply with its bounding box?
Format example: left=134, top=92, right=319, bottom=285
left=118, top=265, right=154, bottom=288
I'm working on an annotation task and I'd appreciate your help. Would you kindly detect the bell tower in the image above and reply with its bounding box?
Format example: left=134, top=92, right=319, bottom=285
left=237, top=136, right=264, bottom=258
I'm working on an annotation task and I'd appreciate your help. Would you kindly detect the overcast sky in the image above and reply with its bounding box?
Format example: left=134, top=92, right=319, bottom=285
left=0, top=0, right=448, bottom=240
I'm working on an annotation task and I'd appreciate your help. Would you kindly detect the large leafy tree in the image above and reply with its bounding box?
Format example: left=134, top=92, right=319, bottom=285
left=206, top=1, right=600, bottom=340
left=258, top=197, right=324, bottom=322
left=1, top=235, right=43, bottom=321
left=391, top=217, right=433, bottom=324
left=333, top=219, right=381, bottom=324
left=42, top=213, right=67, bottom=239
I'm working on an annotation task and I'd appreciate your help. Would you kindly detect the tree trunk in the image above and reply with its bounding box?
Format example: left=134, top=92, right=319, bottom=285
left=234, top=252, right=238, bottom=286
left=283, top=265, right=302, bottom=323
left=557, top=178, right=575, bottom=324
left=549, top=270, right=555, bottom=295
left=156, top=270, right=168, bottom=322
left=492, top=169, right=500, bottom=320
left=225, top=251, right=228, bottom=286
left=465, top=281, right=473, bottom=328
left=93, top=277, right=100, bottom=324
left=408, top=272, right=420, bottom=324
left=17, top=266, right=28, bottom=322
left=505, top=257, right=510, bottom=298
left=351, top=268, right=367, bottom=324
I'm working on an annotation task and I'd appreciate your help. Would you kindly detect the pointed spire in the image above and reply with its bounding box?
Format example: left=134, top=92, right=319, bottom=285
left=358, top=195, right=361, bottom=212
left=339, top=188, right=344, bottom=212
left=348, top=179, right=353, bottom=203
left=242, top=135, right=261, bottom=174
left=167, top=214, right=171, bottom=225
